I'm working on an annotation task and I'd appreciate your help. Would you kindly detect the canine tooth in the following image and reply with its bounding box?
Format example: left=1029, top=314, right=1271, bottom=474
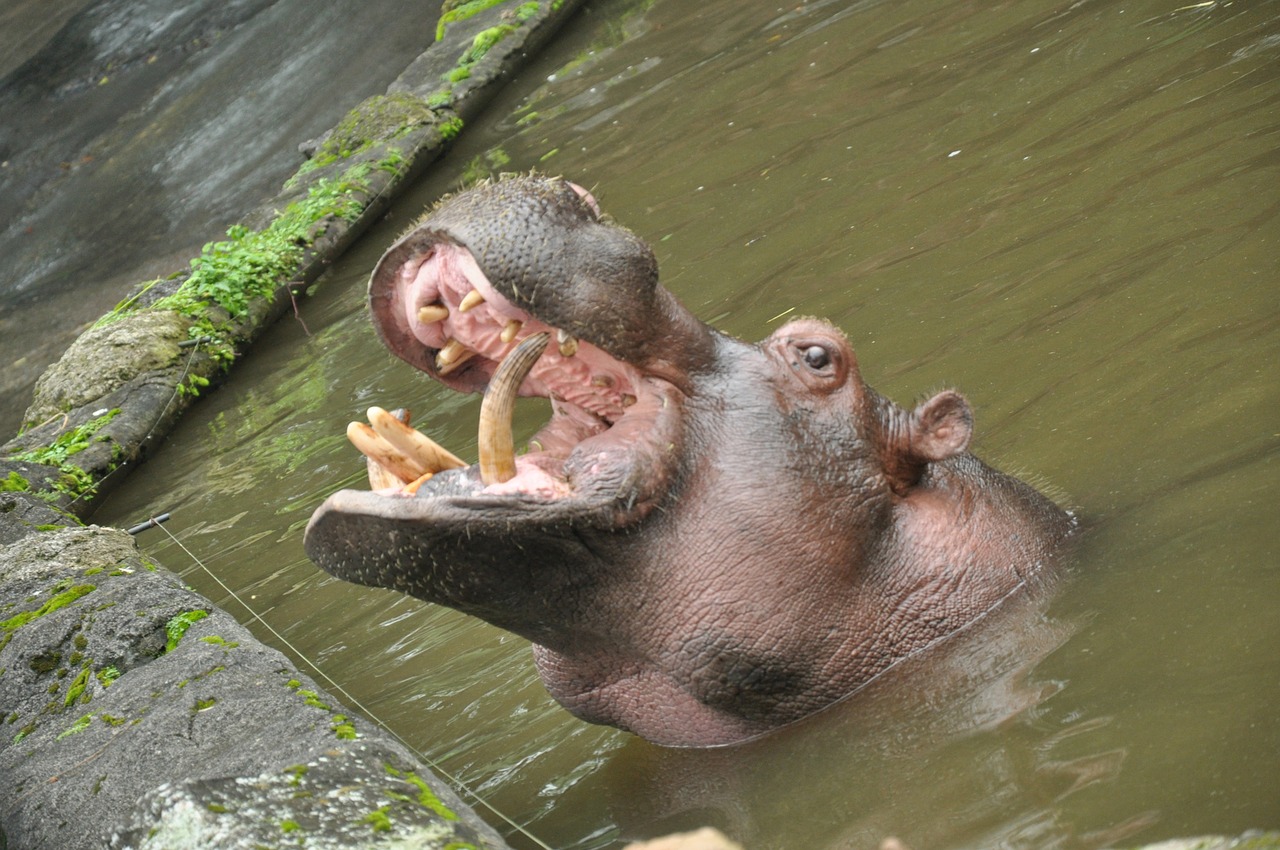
left=621, top=394, right=637, bottom=407
left=557, top=329, right=579, bottom=357
left=590, top=374, right=615, bottom=388
left=479, top=332, right=550, bottom=485
left=417, top=303, right=449, bottom=324
left=458, top=289, right=485, bottom=312
left=346, top=421, right=425, bottom=483
left=435, top=339, right=476, bottom=375
left=367, top=406, right=466, bottom=472
left=500, top=319, right=522, bottom=344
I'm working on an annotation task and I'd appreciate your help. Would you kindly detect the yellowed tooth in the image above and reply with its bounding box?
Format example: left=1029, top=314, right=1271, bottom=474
left=364, top=408, right=412, bottom=488
left=402, top=471, right=434, bottom=495
left=367, top=406, right=466, bottom=473
left=458, top=289, right=485, bottom=312
left=500, top=319, right=522, bottom=344
left=346, top=421, right=425, bottom=483
left=557, top=329, right=578, bottom=357
left=435, top=338, right=476, bottom=375
left=417, top=303, right=449, bottom=324
left=479, top=332, right=550, bottom=485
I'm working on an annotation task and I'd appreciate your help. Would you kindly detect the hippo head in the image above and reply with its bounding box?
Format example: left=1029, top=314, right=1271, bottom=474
left=304, top=175, right=1075, bottom=747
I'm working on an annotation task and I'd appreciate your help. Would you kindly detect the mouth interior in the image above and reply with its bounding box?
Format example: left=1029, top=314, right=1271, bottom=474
left=351, top=243, right=661, bottom=502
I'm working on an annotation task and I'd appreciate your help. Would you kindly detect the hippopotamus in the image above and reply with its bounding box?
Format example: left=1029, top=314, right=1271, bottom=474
left=304, top=174, right=1076, bottom=747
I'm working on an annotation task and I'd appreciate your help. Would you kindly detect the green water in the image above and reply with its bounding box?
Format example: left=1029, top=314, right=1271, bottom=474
left=97, top=0, right=1279, bottom=847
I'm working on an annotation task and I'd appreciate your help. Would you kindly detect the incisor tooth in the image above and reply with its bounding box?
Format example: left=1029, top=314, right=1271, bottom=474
left=417, top=303, right=449, bottom=324
left=363, top=409, right=411, bottom=489
left=435, top=339, right=475, bottom=375
left=478, top=332, right=550, bottom=485
left=347, top=421, right=426, bottom=483
left=458, top=289, right=485, bottom=312
left=367, top=406, right=466, bottom=473
left=557, top=329, right=579, bottom=357
left=500, top=319, right=522, bottom=344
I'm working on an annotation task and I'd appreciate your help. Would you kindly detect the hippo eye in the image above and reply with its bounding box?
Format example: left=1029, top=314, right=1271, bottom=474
left=802, top=345, right=830, bottom=371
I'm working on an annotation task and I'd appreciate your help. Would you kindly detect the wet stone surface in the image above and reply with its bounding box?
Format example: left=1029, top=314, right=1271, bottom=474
left=0, top=502, right=509, bottom=850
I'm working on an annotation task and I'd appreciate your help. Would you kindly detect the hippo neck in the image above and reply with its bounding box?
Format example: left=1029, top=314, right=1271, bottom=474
left=889, top=453, right=1075, bottom=593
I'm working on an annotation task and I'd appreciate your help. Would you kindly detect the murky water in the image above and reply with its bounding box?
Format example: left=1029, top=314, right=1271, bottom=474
left=96, top=1, right=1278, bottom=848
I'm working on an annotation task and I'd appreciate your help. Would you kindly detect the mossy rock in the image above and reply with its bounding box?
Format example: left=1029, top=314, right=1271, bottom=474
left=306, top=93, right=436, bottom=164
left=23, top=311, right=189, bottom=427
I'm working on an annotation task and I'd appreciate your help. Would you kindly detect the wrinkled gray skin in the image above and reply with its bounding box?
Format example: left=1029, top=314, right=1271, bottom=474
left=305, top=175, right=1076, bottom=748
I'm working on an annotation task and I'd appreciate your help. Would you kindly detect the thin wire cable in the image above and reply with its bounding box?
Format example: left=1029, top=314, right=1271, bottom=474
left=149, top=520, right=553, bottom=850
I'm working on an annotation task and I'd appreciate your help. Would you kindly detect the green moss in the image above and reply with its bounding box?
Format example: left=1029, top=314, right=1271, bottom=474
left=56, top=713, right=93, bottom=740
left=444, top=24, right=517, bottom=85
left=0, top=471, right=30, bottom=492
left=362, top=806, right=393, bottom=833
left=284, top=764, right=308, bottom=786
left=13, top=722, right=36, bottom=743
left=64, top=667, right=91, bottom=706
left=200, top=635, right=240, bottom=648
left=146, top=169, right=372, bottom=360
left=164, top=609, right=209, bottom=653
left=331, top=714, right=357, bottom=740
left=436, top=0, right=508, bottom=41
left=3, top=585, right=95, bottom=637
left=385, top=763, right=458, bottom=820
left=439, top=116, right=465, bottom=141
left=35, top=524, right=63, bottom=531
left=280, top=820, right=301, bottom=833
left=100, top=714, right=125, bottom=726
left=297, top=689, right=330, bottom=711
left=74, top=634, right=88, bottom=650
left=303, top=94, right=433, bottom=169
left=286, top=678, right=302, bottom=689
left=193, top=697, right=216, bottom=712
left=96, top=665, right=120, bottom=687
left=28, top=651, right=62, bottom=674
left=9, top=411, right=120, bottom=501
left=207, top=803, right=230, bottom=814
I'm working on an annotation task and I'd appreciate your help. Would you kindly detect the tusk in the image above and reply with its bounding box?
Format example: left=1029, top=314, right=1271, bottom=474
left=478, top=332, right=550, bottom=485
left=347, top=421, right=426, bottom=483
left=417, top=303, right=449, bottom=324
left=458, top=289, right=485, bottom=312
left=367, top=406, right=466, bottom=473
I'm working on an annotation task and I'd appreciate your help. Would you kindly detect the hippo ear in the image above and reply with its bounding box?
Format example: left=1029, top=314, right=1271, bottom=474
left=909, top=390, right=973, bottom=462
left=882, top=390, right=973, bottom=494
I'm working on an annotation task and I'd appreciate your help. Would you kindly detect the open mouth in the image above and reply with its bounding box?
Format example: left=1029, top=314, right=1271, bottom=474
left=344, top=234, right=681, bottom=514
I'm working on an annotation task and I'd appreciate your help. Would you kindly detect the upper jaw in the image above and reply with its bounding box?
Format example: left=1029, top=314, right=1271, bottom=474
left=318, top=232, right=687, bottom=522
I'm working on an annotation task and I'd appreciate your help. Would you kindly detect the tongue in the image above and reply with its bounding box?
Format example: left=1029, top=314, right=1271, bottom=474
left=478, top=332, right=550, bottom=485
